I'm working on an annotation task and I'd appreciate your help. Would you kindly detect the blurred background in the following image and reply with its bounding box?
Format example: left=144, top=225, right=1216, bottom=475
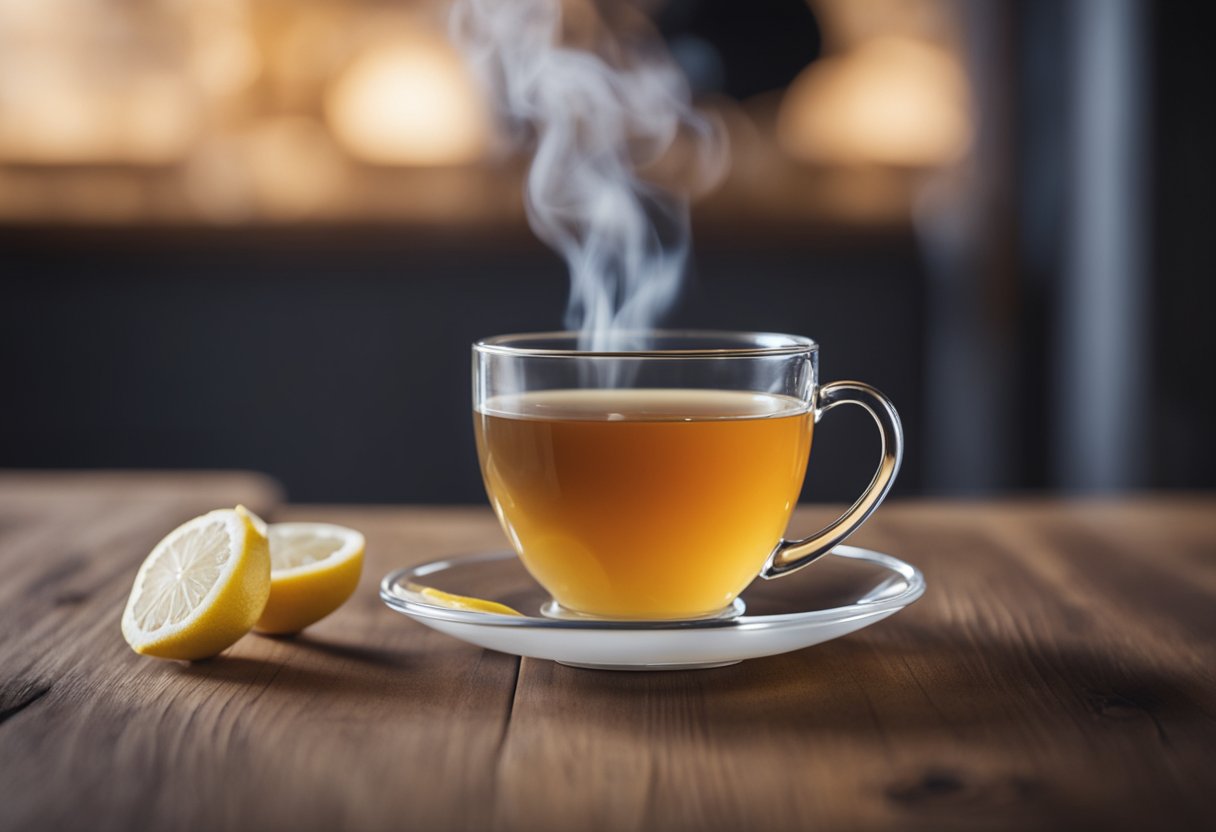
left=1, top=0, right=1212, bottom=504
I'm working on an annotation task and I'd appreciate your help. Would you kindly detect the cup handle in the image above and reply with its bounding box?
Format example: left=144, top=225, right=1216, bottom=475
left=761, top=381, right=903, bottom=579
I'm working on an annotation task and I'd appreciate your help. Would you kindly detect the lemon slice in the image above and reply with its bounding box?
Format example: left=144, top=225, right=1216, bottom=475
left=121, top=507, right=271, bottom=661
left=416, top=586, right=522, bottom=616
left=254, top=522, right=365, bottom=634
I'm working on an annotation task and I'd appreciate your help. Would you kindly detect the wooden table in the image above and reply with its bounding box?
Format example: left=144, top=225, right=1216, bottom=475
left=2, top=472, right=1214, bottom=832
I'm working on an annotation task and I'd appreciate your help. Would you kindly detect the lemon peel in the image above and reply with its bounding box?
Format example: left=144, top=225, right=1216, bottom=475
left=417, top=586, right=522, bottom=616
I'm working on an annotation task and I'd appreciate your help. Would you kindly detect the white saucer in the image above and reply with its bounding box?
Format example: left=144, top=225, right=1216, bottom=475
left=380, top=546, right=925, bottom=671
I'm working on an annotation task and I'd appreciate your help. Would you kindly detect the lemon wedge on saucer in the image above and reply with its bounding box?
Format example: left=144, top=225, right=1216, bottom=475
left=254, top=521, right=364, bottom=634
left=121, top=507, right=271, bottom=661
left=417, top=587, right=522, bottom=616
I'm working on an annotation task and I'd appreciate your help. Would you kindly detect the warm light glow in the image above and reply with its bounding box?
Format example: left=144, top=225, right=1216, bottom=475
left=190, top=26, right=261, bottom=96
left=124, top=75, right=201, bottom=160
left=325, top=35, right=490, bottom=166
left=0, top=0, right=971, bottom=225
left=246, top=117, right=347, bottom=218
left=0, top=66, right=197, bottom=165
left=184, top=118, right=347, bottom=222
left=777, top=36, right=971, bottom=167
left=183, top=138, right=255, bottom=223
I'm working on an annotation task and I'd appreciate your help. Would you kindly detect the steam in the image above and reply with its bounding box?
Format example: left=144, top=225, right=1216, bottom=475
left=451, top=0, right=726, bottom=350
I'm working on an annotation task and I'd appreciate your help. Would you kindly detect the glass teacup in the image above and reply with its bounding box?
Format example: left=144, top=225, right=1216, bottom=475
left=474, top=331, right=902, bottom=620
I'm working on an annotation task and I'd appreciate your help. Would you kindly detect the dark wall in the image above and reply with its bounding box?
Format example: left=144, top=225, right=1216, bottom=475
left=0, top=225, right=925, bottom=504
left=1150, top=0, right=1216, bottom=489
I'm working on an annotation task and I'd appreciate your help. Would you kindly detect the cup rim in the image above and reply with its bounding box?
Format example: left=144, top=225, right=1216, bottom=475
left=473, top=330, right=818, bottom=358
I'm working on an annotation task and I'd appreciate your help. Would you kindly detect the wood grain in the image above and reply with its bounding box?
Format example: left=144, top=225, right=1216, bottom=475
left=2, top=475, right=1214, bottom=832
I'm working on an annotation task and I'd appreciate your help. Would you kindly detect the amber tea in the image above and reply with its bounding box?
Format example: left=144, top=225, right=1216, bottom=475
left=475, top=388, right=814, bottom=619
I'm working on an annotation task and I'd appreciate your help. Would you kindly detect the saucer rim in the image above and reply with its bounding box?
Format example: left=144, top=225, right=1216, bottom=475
left=379, top=545, right=925, bottom=631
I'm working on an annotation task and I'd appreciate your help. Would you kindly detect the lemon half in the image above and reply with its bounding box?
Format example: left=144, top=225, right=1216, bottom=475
left=255, top=522, right=364, bottom=634
left=121, top=507, right=271, bottom=660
